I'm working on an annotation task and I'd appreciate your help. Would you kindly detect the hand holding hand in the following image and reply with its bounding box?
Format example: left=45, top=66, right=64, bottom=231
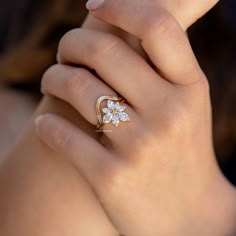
left=36, top=0, right=236, bottom=235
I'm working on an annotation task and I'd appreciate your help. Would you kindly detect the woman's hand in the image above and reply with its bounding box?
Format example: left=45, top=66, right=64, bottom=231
left=82, top=0, right=219, bottom=59
left=35, top=1, right=236, bottom=235
left=84, top=0, right=219, bottom=32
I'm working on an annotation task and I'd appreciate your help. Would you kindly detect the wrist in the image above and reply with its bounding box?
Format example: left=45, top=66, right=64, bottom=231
left=193, top=171, right=236, bottom=236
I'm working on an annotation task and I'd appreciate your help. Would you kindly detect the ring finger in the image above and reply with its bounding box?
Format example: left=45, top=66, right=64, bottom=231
left=41, top=64, right=139, bottom=146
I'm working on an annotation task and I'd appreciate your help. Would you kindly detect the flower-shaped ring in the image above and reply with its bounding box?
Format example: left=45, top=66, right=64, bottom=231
left=96, top=96, right=130, bottom=129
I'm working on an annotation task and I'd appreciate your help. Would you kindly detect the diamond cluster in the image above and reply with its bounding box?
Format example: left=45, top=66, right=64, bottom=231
left=102, top=100, right=130, bottom=127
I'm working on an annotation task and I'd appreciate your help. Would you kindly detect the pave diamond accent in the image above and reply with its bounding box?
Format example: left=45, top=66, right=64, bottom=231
left=101, top=100, right=130, bottom=127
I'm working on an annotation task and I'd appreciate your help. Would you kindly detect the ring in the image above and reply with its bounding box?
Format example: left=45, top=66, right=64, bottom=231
left=96, top=96, right=130, bottom=129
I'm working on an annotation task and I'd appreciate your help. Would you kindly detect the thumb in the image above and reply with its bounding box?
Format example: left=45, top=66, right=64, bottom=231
left=170, top=0, right=219, bottom=29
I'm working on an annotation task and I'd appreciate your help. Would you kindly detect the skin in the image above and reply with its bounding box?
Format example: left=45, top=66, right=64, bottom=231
left=0, top=87, right=36, bottom=161
left=0, top=0, right=230, bottom=235
left=0, top=97, right=119, bottom=236
left=36, top=1, right=236, bottom=236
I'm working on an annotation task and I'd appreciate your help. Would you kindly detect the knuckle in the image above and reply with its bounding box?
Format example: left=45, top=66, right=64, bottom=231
left=58, top=28, right=124, bottom=63
left=157, top=103, right=189, bottom=137
left=196, top=75, right=210, bottom=94
left=188, top=72, right=210, bottom=100
left=165, top=112, right=185, bottom=135
left=127, top=127, right=155, bottom=158
left=65, top=69, right=92, bottom=100
left=41, top=64, right=61, bottom=91
left=42, top=64, right=60, bottom=82
left=51, top=124, right=73, bottom=149
left=91, top=33, right=123, bottom=59
left=158, top=118, right=181, bottom=139
left=98, top=162, right=129, bottom=202
left=145, top=9, right=179, bottom=39
left=58, top=28, right=80, bottom=53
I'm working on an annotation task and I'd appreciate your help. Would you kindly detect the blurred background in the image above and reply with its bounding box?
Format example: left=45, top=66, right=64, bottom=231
left=0, top=0, right=235, bottom=184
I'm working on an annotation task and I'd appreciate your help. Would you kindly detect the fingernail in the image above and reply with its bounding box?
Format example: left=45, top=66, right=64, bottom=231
left=86, top=0, right=104, bottom=11
left=56, top=52, right=61, bottom=63
left=35, top=115, right=45, bottom=128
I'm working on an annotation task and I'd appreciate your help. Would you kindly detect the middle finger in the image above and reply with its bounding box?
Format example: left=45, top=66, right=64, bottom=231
left=58, top=28, right=171, bottom=110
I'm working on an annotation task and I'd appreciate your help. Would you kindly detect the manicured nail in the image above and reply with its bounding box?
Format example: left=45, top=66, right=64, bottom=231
left=86, top=0, right=104, bottom=11
left=35, top=115, right=45, bottom=128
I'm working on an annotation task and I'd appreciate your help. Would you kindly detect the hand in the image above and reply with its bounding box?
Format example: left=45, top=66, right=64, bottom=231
left=80, top=0, right=220, bottom=62
left=132, top=0, right=220, bottom=30
left=35, top=1, right=236, bottom=236
left=82, top=0, right=219, bottom=58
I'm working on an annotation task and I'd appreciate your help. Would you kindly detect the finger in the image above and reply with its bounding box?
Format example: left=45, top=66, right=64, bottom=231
left=34, top=113, right=112, bottom=187
left=86, top=0, right=205, bottom=85
left=58, top=28, right=170, bottom=108
left=42, top=64, right=116, bottom=125
left=167, top=0, right=219, bottom=29
left=41, top=64, right=138, bottom=145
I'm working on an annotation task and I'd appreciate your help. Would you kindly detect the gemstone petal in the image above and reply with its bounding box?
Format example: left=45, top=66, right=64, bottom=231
left=107, top=100, right=115, bottom=109
left=115, top=102, right=125, bottom=112
left=102, top=108, right=110, bottom=114
left=103, top=113, right=112, bottom=123
left=112, top=115, right=120, bottom=126
left=118, top=112, right=130, bottom=121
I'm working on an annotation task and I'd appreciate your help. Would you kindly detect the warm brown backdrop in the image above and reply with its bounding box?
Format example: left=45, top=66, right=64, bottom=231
left=0, top=0, right=235, bottom=184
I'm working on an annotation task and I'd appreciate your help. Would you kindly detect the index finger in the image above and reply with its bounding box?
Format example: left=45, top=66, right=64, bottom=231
left=86, top=0, right=205, bottom=85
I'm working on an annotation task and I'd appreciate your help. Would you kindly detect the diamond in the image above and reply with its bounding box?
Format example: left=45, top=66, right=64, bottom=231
left=115, top=102, right=125, bottom=112
left=112, top=115, right=120, bottom=126
left=107, top=100, right=115, bottom=109
left=103, top=113, right=112, bottom=123
left=102, top=108, right=110, bottom=114
left=119, top=112, right=130, bottom=121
